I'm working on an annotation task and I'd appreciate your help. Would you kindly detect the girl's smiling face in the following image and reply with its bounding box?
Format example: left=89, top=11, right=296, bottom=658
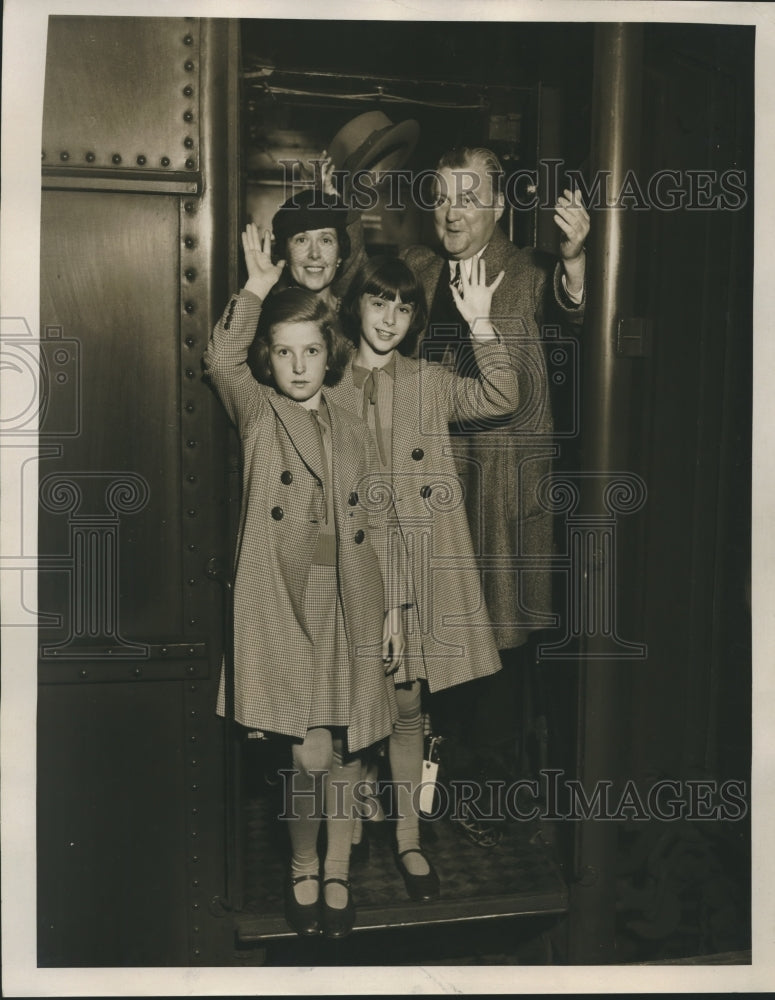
left=358, top=293, right=415, bottom=358
left=268, top=321, right=328, bottom=409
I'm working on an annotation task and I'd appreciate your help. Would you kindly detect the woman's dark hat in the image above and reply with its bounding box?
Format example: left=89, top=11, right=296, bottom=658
left=327, top=111, right=420, bottom=177
left=272, top=188, right=350, bottom=249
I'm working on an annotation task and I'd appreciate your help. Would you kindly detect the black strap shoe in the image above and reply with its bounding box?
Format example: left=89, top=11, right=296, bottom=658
left=322, top=877, right=356, bottom=939
left=284, top=873, right=321, bottom=937
left=395, top=848, right=441, bottom=902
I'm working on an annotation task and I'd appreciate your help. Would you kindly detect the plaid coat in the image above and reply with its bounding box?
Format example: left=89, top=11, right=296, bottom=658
left=203, top=292, right=398, bottom=752
left=404, top=227, right=585, bottom=650
left=326, top=340, right=518, bottom=693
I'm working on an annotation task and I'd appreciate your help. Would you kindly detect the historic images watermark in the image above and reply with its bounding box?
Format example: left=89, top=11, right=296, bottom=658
left=278, top=769, right=748, bottom=823
left=276, top=157, right=749, bottom=213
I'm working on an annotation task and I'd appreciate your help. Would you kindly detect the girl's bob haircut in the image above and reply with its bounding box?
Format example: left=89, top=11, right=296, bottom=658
left=249, top=287, right=352, bottom=388
left=340, top=255, right=427, bottom=357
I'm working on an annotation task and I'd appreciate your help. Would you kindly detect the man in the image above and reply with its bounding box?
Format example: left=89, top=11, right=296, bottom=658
left=403, top=147, right=589, bottom=844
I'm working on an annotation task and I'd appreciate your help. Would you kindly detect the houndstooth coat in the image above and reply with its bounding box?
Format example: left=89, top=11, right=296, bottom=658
left=203, top=291, right=398, bottom=752
left=326, top=339, right=518, bottom=693
left=404, top=227, right=585, bottom=650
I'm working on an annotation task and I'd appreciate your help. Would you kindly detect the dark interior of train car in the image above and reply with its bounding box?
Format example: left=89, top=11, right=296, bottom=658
left=34, top=16, right=753, bottom=969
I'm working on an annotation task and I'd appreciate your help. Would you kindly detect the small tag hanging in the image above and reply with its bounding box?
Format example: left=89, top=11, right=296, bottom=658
left=418, top=736, right=441, bottom=816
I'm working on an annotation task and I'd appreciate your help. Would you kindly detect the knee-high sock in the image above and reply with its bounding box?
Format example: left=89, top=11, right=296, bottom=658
left=324, top=737, right=361, bottom=907
left=389, top=682, right=424, bottom=856
left=287, top=727, right=332, bottom=899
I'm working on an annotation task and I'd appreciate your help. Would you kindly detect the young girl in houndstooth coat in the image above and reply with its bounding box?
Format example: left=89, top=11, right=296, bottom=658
left=204, top=226, right=403, bottom=940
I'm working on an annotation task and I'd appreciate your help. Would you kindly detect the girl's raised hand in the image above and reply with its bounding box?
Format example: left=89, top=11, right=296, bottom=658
left=450, top=258, right=505, bottom=336
left=242, top=223, right=284, bottom=300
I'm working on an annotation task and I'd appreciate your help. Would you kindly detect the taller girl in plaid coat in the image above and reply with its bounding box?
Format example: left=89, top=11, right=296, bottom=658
left=204, top=227, right=402, bottom=939
left=327, top=254, right=519, bottom=901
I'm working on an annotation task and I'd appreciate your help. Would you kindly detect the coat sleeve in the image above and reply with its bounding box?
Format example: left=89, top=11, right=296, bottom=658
left=428, top=338, right=520, bottom=426
left=202, top=290, right=267, bottom=435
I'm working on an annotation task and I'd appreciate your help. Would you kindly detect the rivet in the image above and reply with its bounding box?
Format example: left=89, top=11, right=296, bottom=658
left=79, top=669, right=87, bottom=678
left=190, top=710, right=198, bottom=718
left=188, top=647, right=196, bottom=656
left=192, top=902, right=200, bottom=909
left=193, top=949, right=201, bottom=958
left=189, top=618, right=198, bottom=626
left=184, top=137, right=195, bottom=149
left=85, top=152, right=95, bottom=163
left=187, top=439, right=197, bottom=448
left=112, top=154, right=122, bottom=165
left=187, top=473, right=197, bottom=482
left=193, top=926, right=200, bottom=933
left=191, top=831, right=198, bottom=838
left=184, top=302, right=195, bottom=314
left=191, top=855, right=199, bottom=862
left=60, top=151, right=69, bottom=162
left=188, top=577, right=196, bottom=586
left=183, top=111, right=194, bottom=123
left=190, top=736, right=197, bottom=743
left=187, top=543, right=197, bottom=551
left=184, top=201, right=196, bottom=214
left=184, top=237, right=195, bottom=249
left=187, top=508, right=196, bottom=517
left=183, top=85, right=194, bottom=97
left=184, top=60, right=195, bottom=72
left=185, top=158, right=196, bottom=170
left=185, top=336, right=195, bottom=347
left=192, top=880, right=200, bottom=888
left=161, top=646, right=168, bottom=655
left=421, top=485, right=433, bottom=499
left=191, top=760, right=198, bottom=767
left=161, top=156, right=170, bottom=167
left=185, top=268, right=196, bottom=281
left=133, top=667, right=142, bottom=677
left=137, top=155, right=146, bottom=166
left=185, top=368, right=196, bottom=378
left=189, top=685, right=198, bottom=693
left=187, top=665, right=196, bottom=675
left=192, top=806, right=199, bottom=814
left=183, top=34, right=194, bottom=45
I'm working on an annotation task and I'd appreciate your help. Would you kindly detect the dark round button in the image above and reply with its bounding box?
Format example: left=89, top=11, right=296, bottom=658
left=420, top=485, right=432, bottom=499
left=271, top=506, right=284, bottom=521
left=354, top=530, right=365, bottom=544
left=412, top=448, right=424, bottom=461
left=348, top=491, right=358, bottom=506
left=280, top=470, right=293, bottom=485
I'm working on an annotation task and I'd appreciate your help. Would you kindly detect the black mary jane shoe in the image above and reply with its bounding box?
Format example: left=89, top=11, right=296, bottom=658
left=395, top=848, right=440, bottom=903
left=284, top=873, right=322, bottom=937
left=321, top=877, right=356, bottom=939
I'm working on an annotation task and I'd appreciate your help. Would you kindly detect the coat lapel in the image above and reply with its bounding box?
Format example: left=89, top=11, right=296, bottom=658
left=267, top=391, right=325, bottom=483
left=391, top=353, right=422, bottom=473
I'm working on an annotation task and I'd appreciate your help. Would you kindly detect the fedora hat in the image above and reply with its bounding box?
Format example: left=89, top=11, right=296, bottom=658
left=328, top=111, right=420, bottom=176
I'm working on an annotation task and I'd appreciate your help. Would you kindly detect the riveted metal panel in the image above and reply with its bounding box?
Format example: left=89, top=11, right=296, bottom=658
left=39, top=189, right=184, bottom=648
left=42, top=16, right=200, bottom=177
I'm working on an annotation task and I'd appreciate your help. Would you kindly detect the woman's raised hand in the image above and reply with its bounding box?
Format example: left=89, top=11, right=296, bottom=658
left=450, top=258, right=505, bottom=339
left=242, top=223, right=284, bottom=300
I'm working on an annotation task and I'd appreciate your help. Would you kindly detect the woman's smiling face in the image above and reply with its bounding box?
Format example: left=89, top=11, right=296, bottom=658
left=285, top=228, right=341, bottom=292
